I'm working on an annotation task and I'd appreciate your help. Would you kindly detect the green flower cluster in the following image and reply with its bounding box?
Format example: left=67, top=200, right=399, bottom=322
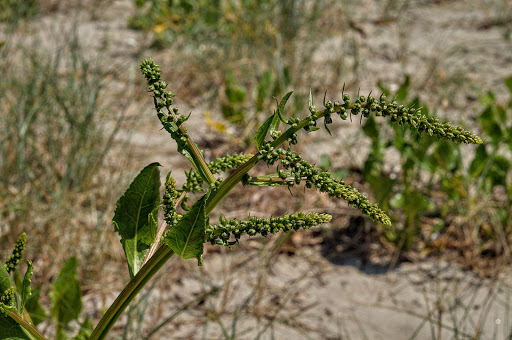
left=140, top=58, right=190, bottom=143
left=5, top=233, right=26, bottom=273
left=258, top=143, right=391, bottom=225
left=307, top=92, right=482, bottom=144
left=181, top=153, right=254, bottom=192
left=0, top=286, right=15, bottom=309
left=205, top=212, right=332, bottom=246
left=163, top=173, right=180, bottom=227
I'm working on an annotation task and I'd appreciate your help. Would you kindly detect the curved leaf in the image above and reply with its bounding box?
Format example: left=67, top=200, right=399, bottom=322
left=254, top=113, right=275, bottom=150
left=0, top=265, right=11, bottom=296
left=163, top=194, right=208, bottom=266
left=20, top=261, right=33, bottom=311
left=113, top=162, right=161, bottom=277
left=275, top=91, right=292, bottom=124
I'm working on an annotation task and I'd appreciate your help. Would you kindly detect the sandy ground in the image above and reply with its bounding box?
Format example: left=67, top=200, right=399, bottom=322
left=6, top=0, right=512, bottom=339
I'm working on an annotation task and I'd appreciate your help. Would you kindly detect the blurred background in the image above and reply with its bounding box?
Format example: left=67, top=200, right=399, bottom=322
left=1, top=0, right=512, bottom=338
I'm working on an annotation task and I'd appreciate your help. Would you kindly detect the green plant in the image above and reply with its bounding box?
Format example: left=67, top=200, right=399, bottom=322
left=360, top=75, right=512, bottom=261
left=0, top=59, right=482, bottom=339
left=0, top=0, right=38, bottom=24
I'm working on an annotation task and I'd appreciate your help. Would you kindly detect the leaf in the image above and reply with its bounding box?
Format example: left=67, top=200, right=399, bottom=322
left=113, top=162, right=161, bottom=277
left=505, top=76, right=512, bottom=94
left=268, top=109, right=282, bottom=138
left=0, top=314, right=32, bottom=340
left=395, top=75, right=410, bottom=102
left=254, top=69, right=274, bottom=111
left=275, top=91, right=292, bottom=124
left=0, top=264, right=11, bottom=296
left=308, top=89, right=314, bottom=112
left=376, top=81, right=391, bottom=97
left=433, top=141, right=461, bottom=171
left=225, top=70, right=246, bottom=104
left=253, top=92, right=293, bottom=150
left=72, top=317, right=93, bottom=340
left=469, top=144, right=488, bottom=178
left=487, top=155, right=510, bottom=188
left=20, top=261, right=33, bottom=311
left=362, top=115, right=379, bottom=141
left=254, top=113, right=274, bottom=150
left=50, top=257, right=82, bottom=330
left=163, top=194, right=208, bottom=266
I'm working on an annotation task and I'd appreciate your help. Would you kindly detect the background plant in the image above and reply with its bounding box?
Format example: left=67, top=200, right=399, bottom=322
left=354, top=75, right=512, bottom=268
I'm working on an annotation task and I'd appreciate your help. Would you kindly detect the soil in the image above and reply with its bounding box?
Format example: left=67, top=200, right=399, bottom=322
left=6, top=0, right=512, bottom=339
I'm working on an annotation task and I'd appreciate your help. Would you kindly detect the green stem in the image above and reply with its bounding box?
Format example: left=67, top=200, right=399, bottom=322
left=89, top=246, right=175, bottom=340
left=205, top=154, right=259, bottom=213
left=9, top=311, right=47, bottom=340
left=180, top=125, right=215, bottom=184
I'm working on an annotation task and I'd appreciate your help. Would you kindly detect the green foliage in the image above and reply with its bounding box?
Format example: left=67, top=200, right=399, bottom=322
left=50, top=257, right=82, bottom=340
left=20, top=261, right=33, bottom=311
left=113, top=162, right=161, bottom=278
left=0, top=315, right=32, bottom=340
left=254, top=91, right=292, bottom=150
left=360, top=75, right=512, bottom=253
left=221, top=69, right=247, bottom=123
left=163, top=193, right=209, bottom=265
left=0, top=0, right=39, bottom=24
left=129, top=0, right=313, bottom=49
left=0, top=265, right=11, bottom=298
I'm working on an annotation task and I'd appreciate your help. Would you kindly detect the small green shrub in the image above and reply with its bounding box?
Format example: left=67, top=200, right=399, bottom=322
left=360, top=75, right=512, bottom=259
left=0, top=59, right=482, bottom=340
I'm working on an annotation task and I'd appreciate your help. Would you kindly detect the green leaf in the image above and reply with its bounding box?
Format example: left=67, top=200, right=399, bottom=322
left=225, top=71, right=246, bottom=104
left=50, top=257, right=82, bottom=332
left=395, top=75, right=410, bottom=102
left=0, top=314, right=32, bottom=340
left=308, top=89, right=314, bottom=112
left=275, top=91, right=292, bottom=124
left=20, top=261, right=33, bottom=311
left=254, top=69, right=274, bottom=111
left=469, top=144, right=488, bottom=178
left=505, top=76, right=512, bottom=94
left=254, top=113, right=275, bottom=150
left=253, top=92, right=293, bottom=150
left=433, top=141, right=461, bottom=171
left=0, top=265, right=11, bottom=296
left=163, top=194, right=208, bottom=266
left=113, top=162, right=161, bottom=277
left=362, top=115, right=379, bottom=141
left=487, top=155, right=510, bottom=188
left=72, top=317, right=93, bottom=340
